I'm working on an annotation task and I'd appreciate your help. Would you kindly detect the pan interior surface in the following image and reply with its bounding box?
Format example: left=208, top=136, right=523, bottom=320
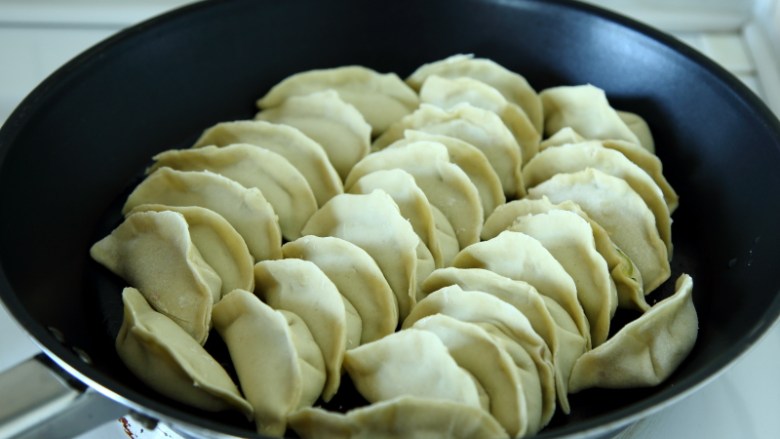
left=1, top=0, right=779, bottom=437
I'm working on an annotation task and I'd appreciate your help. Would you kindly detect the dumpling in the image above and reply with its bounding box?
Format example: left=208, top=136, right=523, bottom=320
left=255, top=90, right=371, bottom=179
left=617, top=110, right=655, bottom=153
left=421, top=268, right=557, bottom=353
left=348, top=169, right=444, bottom=267
left=122, top=167, right=281, bottom=262
left=483, top=326, right=551, bottom=434
left=540, top=84, right=641, bottom=146
left=522, top=141, right=672, bottom=255
left=372, top=103, right=524, bottom=199
left=431, top=204, right=461, bottom=268
left=212, top=289, right=325, bottom=436
left=253, top=259, right=347, bottom=402
left=282, top=236, right=398, bottom=344
left=402, top=285, right=556, bottom=429
left=602, top=139, right=679, bottom=213
left=540, top=127, right=678, bottom=213
left=414, top=238, right=437, bottom=307
left=91, top=210, right=219, bottom=344
left=392, top=130, right=505, bottom=219
left=282, top=309, right=328, bottom=409
left=539, top=126, right=586, bottom=150
left=538, top=297, right=586, bottom=414
left=406, top=53, right=543, bottom=134
left=342, top=297, right=364, bottom=351
left=452, top=230, right=591, bottom=347
left=116, top=287, right=252, bottom=418
left=568, top=274, right=698, bottom=392
left=288, top=396, right=509, bottom=439
left=301, top=191, right=429, bottom=320
left=191, top=120, right=343, bottom=207
left=419, top=75, right=540, bottom=163
left=411, top=314, right=528, bottom=438
left=343, top=329, right=482, bottom=408
left=481, top=198, right=542, bottom=241
left=149, top=144, right=317, bottom=241
left=419, top=267, right=585, bottom=414
left=344, top=141, right=483, bottom=249
left=127, top=204, right=254, bottom=297
left=256, top=65, right=419, bottom=135
left=509, top=210, right=618, bottom=346
left=527, top=168, right=671, bottom=293
left=481, top=197, right=647, bottom=311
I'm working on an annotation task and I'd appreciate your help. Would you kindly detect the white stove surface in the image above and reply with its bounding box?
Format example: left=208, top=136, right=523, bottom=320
left=1, top=1, right=779, bottom=438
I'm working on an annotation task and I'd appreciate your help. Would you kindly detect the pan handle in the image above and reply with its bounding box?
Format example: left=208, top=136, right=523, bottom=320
left=0, top=355, right=130, bottom=439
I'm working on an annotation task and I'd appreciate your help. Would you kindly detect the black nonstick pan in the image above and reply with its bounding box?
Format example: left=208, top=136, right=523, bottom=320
left=1, top=0, right=779, bottom=437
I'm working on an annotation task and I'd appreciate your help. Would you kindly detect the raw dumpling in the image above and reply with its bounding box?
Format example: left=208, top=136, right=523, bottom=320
left=127, top=204, right=254, bottom=297
left=254, top=259, right=347, bottom=402
left=288, top=396, right=508, bottom=439
left=149, top=144, right=317, bottom=241
left=431, top=204, right=461, bottom=268
left=540, top=127, right=678, bottom=213
left=91, top=210, right=220, bottom=344
left=617, top=110, right=655, bottom=153
left=568, top=274, right=698, bottom=392
left=522, top=141, right=672, bottom=255
left=282, top=309, right=328, bottom=409
left=345, top=141, right=483, bottom=249
left=372, top=103, right=524, bottom=199
left=485, top=327, right=551, bottom=434
left=602, top=139, right=679, bottom=213
left=212, top=289, right=325, bottom=436
left=116, top=287, right=252, bottom=418
left=481, top=197, right=647, bottom=311
left=480, top=197, right=547, bottom=241
left=191, top=120, right=343, bottom=207
left=282, top=235, right=398, bottom=344
left=301, top=191, right=428, bottom=320
left=419, top=267, right=584, bottom=414
left=528, top=168, right=671, bottom=293
left=452, top=230, right=591, bottom=347
left=255, top=90, right=371, bottom=179
left=419, top=75, right=540, bottom=163
left=348, top=169, right=444, bottom=267
left=392, top=130, right=505, bottom=219
left=343, top=329, right=482, bottom=408
left=402, top=285, right=556, bottom=428
left=411, top=314, right=528, bottom=438
left=540, top=126, right=586, bottom=150
left=122, top=167, right=281, bottom=262
left=342, top=297, right=364, bottom=351
left=540, top=84, right=641, bottom=146
left=256, top=65, right=419, bottom=135
left=538, top=297, right=586, bottom=414
left=415, top=239, right=437, bottom=308
left=509, top=210, right=618, bottom=346
left=406, top=53, right=543, bottom=133
left=421, top=268, right=558, bottom=360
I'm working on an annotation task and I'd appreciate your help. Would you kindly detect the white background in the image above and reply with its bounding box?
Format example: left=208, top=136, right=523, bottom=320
left=0, top=1, right=779, bottom=438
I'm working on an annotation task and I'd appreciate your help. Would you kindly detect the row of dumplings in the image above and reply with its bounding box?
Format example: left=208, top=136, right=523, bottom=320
left=286, top=189, right=697, bottom=437
left=90, top=54, right=698, bottom=438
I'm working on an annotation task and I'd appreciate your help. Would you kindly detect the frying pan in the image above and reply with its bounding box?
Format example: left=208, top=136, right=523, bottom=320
left=1, top=0, right=779, bottom=437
